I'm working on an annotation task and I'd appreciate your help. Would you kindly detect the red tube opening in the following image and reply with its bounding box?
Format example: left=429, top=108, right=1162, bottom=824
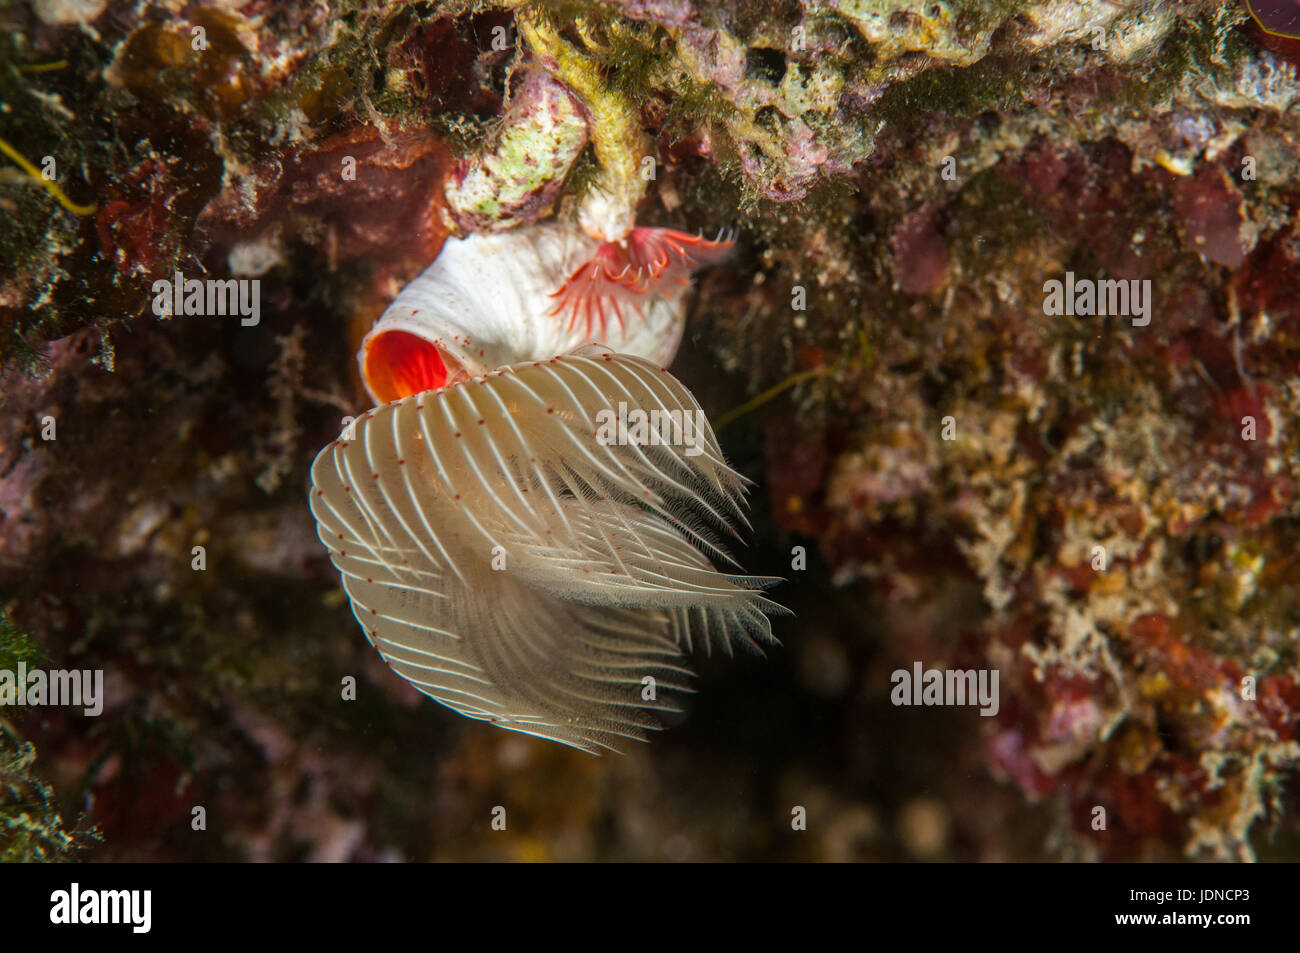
left=363, top=330, right=450, bottom=402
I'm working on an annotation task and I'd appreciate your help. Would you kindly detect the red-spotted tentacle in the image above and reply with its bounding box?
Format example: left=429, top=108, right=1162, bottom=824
left=628, top=227, right=735, bottom=297
left=548, top=227, right=734, bottom=341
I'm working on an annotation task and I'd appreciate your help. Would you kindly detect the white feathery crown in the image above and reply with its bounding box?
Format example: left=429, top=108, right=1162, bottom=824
left=311, top=347, right=784, bottom=753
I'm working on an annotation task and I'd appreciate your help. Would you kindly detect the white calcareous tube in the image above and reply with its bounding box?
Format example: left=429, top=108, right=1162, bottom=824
left=357, top=222, right=734, bottom=404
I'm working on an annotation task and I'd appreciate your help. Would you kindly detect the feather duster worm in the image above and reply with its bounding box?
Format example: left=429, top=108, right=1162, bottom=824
left=313, top=224, right=780, bottom=753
